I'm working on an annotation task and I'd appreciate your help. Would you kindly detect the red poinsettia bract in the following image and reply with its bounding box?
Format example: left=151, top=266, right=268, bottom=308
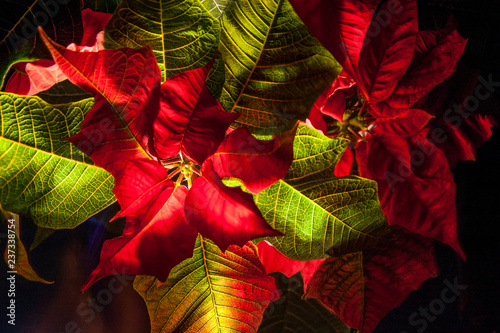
left=38, top=28, right=296, bottom=291
left=292, top=0, right=469, bottom=259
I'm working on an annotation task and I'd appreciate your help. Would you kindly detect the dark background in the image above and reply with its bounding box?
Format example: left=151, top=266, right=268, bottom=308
left=1, top=0, right=500, bottom=332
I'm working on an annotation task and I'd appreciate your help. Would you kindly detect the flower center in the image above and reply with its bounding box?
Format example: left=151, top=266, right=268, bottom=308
left=161, top=154, right=201, bottom=188
left=326, top=98, right=374, bottom=143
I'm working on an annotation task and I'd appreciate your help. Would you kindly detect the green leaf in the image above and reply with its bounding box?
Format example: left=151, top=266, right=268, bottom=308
left=218, top=0, right=341, bottom=134
left=258, top=273, right=350, bottom=333
left=134, top=236, right=278, bottom=333
left=206, top=53, right=226, bottom=99
left=255, top=125, right=389, bottom=260
left=0, top=94, right=115, bottom=228
left=103, top=0, right=220, bottom=82
left=200, top=0, right=233, bottom=18
left=0, top=0, right=83, bottom=88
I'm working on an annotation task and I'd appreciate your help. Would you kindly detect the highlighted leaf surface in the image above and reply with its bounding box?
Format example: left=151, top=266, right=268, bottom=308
left=219, top=0, right=341, bottom=133
left=134, top=236, right=278, bottom=333
left=104, top=0, right=220, bottom=82
left=0, top=95, right=114, bottom=228
left=255, top=125, right=389, bottom=260
left=201, top=0, right=233, bottom=19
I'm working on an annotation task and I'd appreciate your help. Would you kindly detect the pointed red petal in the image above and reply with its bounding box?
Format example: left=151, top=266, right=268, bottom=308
left=39, top=27, right=161, bottom=171
left=419, top=65, right=497, bottom=166
left=358, top=0, right=418, bottom=102
left=434, top=114, right=496, bottom=166
left=386, top=21, right=467, bottom=109
left=4, top=63, right=31, bottom=95
left=356, top=130, right=465, bottom=259
left=372, top=109, right=434, bottom=137
left=209, top=125, right=296, bottom=194
left=111, top=159, right=169, bottom=218
left=155, top=61, right=239, bottom=165
left=257, top=240, right=324, bottom=291
left=185, top=160, right=282, bottom=252
left=81, top=183, right=198, bottom=291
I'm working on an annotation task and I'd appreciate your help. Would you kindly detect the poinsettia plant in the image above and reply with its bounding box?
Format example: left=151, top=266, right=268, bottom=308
left=0, top=0, right=495, bottom=332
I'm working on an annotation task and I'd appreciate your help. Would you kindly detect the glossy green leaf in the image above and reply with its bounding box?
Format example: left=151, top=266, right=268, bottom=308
left=103, top=0, right=220, bottom=82
left=134, top=236, right=278, bottom=333
left=258, top=273, right=350, bottom=333
left=218, top=0, right=341, bottom=134
left=200, top=0, right=233, bottom=19
left=0, top=94, right=115, bottom=228
left=255, top=125, right=389, bottom=260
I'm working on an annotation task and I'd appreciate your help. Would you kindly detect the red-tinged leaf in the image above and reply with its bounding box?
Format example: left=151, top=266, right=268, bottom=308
left=288, top=0, right=380, bottom=90
left=185, top=160, right=282, bottom=252
left=134, top=237, right=278, bottom=333
left=372, top=109, right=433, bottom=137
left=81, top=181, right=198, bottom=291
left=305, top=227, right=439, bottom=333
left=356, top=130, right=465, bottom=259
left=385, top=22, right=467, bottom=109
left=358, top=0, right=418, bottom=102
left=209, top=125, right=297, bottom=194
left=313, top=70, right=357, bottom=121
left=6, top=11, right=110, bottom=96
left=257, top=240, right=324, bottom=292
left=39, top=27, right=161, bottom=172
left=334, top=146, right=354, bottom=177
left=154, top=61, right=239, bottom=165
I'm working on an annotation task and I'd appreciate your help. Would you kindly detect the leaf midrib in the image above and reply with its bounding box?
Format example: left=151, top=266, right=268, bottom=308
left=0, top=137, right=103, bottom=172
left=225, top=0, right=281, bottom=113
left=269, top=178, right=380, bottom=239
left=0, top=137, right=104, bottom=170
left=200, top=236, right=222, bottom=331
